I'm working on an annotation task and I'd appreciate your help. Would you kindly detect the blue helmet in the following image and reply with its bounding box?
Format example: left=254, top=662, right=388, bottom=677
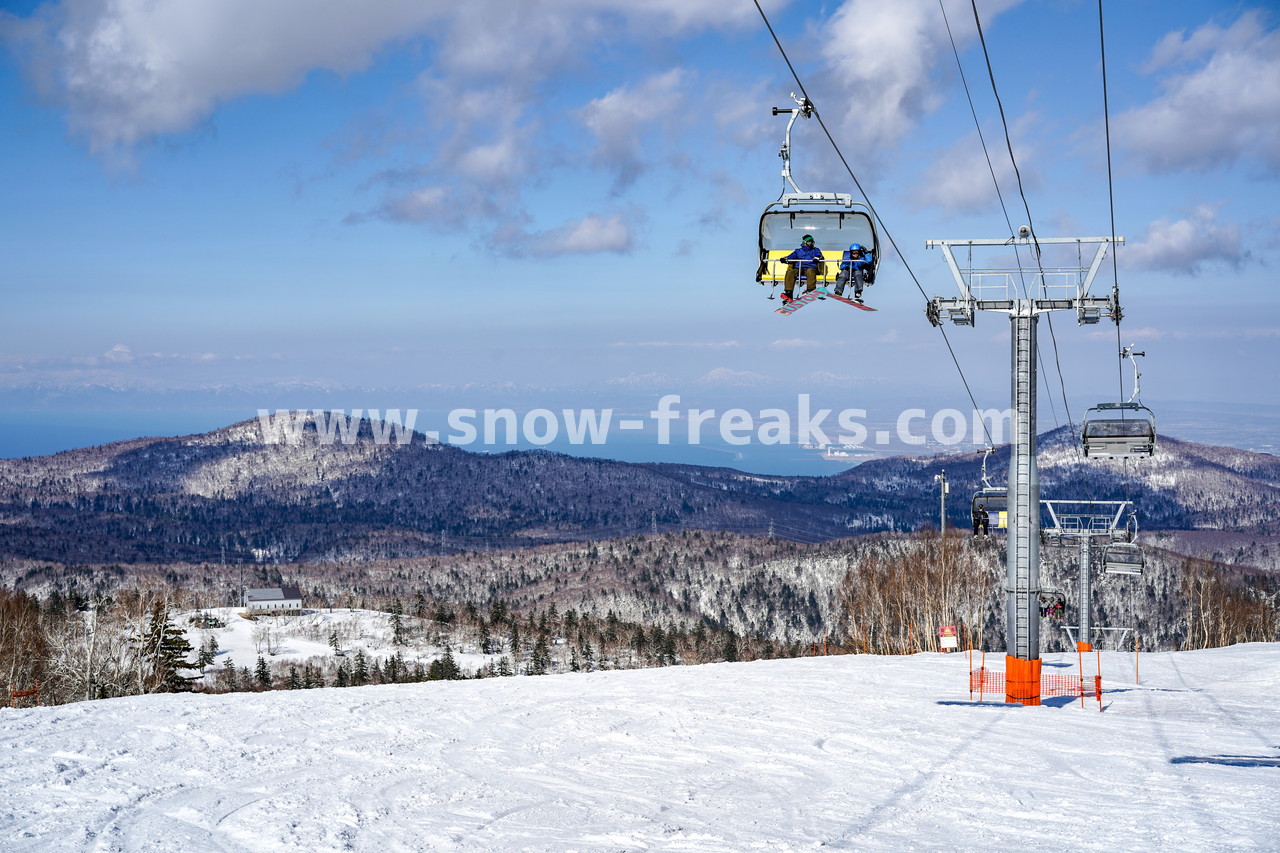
left=848, top=243, right=863, bottom=252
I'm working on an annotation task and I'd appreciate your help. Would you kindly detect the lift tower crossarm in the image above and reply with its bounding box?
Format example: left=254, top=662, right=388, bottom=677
left=926, top=237, right=1123, bottom=305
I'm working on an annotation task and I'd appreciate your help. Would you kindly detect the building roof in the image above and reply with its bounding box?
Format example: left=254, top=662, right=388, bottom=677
left=245, top=586, right=303, bottom=603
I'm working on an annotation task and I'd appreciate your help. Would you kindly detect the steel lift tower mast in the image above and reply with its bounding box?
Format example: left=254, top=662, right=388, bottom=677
left=926, top=232, right=1123, bottom=705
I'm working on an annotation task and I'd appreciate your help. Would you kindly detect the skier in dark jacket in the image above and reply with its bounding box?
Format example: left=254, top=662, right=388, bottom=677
left=779, top=234, right=825, bottom=302
left=835, top=243, right=874, bottom=301
left=972, top=503, right=990, bottom=537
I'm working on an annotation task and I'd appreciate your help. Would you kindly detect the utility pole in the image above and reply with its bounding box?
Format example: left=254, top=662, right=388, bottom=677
left=933, top=469, right=949, bottom=535
left=926, top=231, right=1122, bottom=705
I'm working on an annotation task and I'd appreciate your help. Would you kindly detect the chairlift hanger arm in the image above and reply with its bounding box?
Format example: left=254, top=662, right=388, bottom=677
left=1121, top=344, right=1145, bottom=403
left=772, top=93, right=812, bottom=195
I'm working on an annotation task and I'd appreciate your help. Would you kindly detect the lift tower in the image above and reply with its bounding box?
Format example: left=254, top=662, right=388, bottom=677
left=926, top=233, right=1123, bottom=704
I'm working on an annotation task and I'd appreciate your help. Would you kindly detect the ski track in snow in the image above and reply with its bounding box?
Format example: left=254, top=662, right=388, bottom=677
left=1, top=646, right=1278, bottom=852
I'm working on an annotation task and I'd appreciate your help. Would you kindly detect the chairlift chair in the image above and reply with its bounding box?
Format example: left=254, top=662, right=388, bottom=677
left=756, top=94, right=879, bottom=296
left=971, top=487, right=1008, bottom=531
left=970, top=447, right=1007, bottom=532
left=1102, top=542, right=1145, bottom=575
left=1082, top=345, right=1156, bottom=458
left=1082, top=402, right=1157, bottom=458
left=1038, top=590, right=1067, bottom=621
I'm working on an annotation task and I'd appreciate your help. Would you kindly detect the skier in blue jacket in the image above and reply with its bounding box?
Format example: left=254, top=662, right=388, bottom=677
left=779, top=234, right=825, bottom=302
left=836, top=243, right=874, bottom=302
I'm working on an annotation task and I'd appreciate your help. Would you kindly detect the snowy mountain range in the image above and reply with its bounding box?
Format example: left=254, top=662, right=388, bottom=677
left=0, top=417, right=1276, bottom=567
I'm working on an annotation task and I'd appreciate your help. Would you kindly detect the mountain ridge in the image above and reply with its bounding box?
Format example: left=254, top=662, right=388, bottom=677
left=0, top=417, right=1276, bottom=567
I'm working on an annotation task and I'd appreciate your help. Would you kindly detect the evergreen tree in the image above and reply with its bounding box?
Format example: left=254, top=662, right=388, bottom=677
left=490, top=599, right=509, bottom=625
left=528, top=635, right=551, bottom=675
left=385, top=651, right=404, bottom=683
left=328, top=629, right=340, bottom=654
left=135, top=600, right=195, bottom=693
left=439, top=646, right=462, bottom=680
left=334, top=661, right=350, bottom=687
left=723, top=631, right=740, bottom=663
left=221, top=657, right=238, bottom=691
left=255, top=655, right=272, bottom=689
left=196, top=636, right=216, bottom=670
left=631, top=626, right=648, bottom=656
left=495, top=655, right=513, bottom=677
left=391, top=599, right=406, bottom=646
left=658, top=628, right=678, bottom=666
left=352, top=650, right=369, bottom=685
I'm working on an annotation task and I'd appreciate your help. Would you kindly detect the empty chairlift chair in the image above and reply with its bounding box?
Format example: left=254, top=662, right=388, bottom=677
left=1102, top=542, right=1145, bottom=575
left=1081, top=402, right=1157, bottom=458
left=1082, top=345, right=1156, bottom=458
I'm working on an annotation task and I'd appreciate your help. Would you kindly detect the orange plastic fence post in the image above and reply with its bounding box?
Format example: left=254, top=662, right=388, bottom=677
left=979, top=650, right=986, bottom=703
left=1077, top=646, right=1085, bottom=709
left=1096, top=649, right=1103, bottom=711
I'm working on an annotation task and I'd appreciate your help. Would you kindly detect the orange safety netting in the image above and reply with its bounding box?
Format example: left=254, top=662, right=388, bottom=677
left=969, top=668, right=1103, bottom=707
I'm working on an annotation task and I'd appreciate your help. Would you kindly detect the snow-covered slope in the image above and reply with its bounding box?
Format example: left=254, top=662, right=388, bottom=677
left=1, top=645, right=1277, bottom=851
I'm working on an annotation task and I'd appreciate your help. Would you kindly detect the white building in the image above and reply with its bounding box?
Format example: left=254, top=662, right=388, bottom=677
left=244, top=586, right=303, bottom=613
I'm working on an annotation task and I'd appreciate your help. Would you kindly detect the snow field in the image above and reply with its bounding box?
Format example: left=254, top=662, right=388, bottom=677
left=185, top=608, right=493, bottom=682
left=0, top=644, right=1277, bottom=851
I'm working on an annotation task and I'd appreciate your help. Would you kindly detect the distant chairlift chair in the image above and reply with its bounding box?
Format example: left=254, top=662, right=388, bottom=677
left=1102, top=542, right=1145, bottom=575
left=1082, top=345, right=1156, bottom=458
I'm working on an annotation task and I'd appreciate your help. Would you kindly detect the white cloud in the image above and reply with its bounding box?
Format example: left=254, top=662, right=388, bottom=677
left=533, top=214, right=633, bottom=256
left=769, top=339, right=823, bottom=350
left=616, top=341, right=741, bottom=350
left=910, top=120, right=1037, bottom=213
left=1115, top=10, right=1280, bottom=174
left=3, top=0, right=448, bottom=159
left=817, top=0, right=1022, bottom=157
left=1122, top=204, right=1250, bottom=274
left=582, top=69, right=687, bottom=190
left=374, top=186, right=449, bottom=224
left=1, top=0, right=779, bottom=162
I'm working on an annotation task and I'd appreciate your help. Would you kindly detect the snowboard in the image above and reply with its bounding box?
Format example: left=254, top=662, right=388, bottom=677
left=824, top=288, right=878, bottom=311
left=775, top=286, right=876, bottom=315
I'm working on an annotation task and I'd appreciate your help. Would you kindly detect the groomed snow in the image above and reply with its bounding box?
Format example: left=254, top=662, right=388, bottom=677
left=2, top=645, right=1277, bottom=851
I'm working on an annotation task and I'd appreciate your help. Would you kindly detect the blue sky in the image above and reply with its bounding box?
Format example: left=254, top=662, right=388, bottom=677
left=1, top=0, right=1277, bottom=467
